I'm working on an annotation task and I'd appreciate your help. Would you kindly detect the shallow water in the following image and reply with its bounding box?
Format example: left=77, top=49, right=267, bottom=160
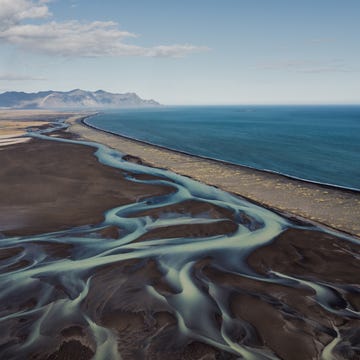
left=0, top=122, right=359, bottom=359
left=87, top=106, right=360, bottom=190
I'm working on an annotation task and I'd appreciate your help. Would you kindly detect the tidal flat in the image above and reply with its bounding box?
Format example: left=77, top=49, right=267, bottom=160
left=0, top=111, right=359, bottom=360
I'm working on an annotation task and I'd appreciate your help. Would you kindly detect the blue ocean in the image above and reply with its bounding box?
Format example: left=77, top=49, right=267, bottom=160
left=86, top=106, right=360, bottom=190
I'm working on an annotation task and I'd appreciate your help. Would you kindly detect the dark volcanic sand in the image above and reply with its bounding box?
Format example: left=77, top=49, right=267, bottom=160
left=0, top=138, right=172, bottom=236
left=0, top=120, right=359, bottom=360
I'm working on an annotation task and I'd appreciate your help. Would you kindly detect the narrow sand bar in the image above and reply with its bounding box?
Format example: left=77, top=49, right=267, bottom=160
left=68, top=116, right=360, bottom=237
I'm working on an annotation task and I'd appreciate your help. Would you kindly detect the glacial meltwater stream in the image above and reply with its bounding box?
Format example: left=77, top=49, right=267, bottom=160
left=0, top=121, right=359, bottom=359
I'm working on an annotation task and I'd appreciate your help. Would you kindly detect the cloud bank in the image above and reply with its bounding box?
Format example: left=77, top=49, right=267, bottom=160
left=0, top=0, right=50, bottom=29
left=0, top=0, right=207, bottom=58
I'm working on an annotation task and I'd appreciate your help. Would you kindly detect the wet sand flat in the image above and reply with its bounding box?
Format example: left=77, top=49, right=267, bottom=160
left=0, top=110, right=94, bottom=147
left=0, top=110, right=359, bottom=360
left=0, top=109, right=85, bottom=122
left=69, top=117, right=360, bottom=237
left=0, top=137, right=173, bottom=236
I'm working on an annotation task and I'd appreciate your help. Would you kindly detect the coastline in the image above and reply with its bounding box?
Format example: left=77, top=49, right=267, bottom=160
left=83, top=117, right=360, bottom=193
left=68, top=114, right=360, bottom=237
left=1, top=110, right=360, bottom=359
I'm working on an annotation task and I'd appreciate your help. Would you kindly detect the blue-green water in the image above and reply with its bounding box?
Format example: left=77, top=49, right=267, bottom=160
left=87, top=106, right=360, bottom=190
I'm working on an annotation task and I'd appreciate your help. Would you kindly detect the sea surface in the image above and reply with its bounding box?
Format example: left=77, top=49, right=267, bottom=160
left=87, top=106, right=360, bottom=190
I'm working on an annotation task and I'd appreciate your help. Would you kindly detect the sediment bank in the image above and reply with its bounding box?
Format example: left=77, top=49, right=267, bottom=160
left=68, top=115, right=360, bottom=237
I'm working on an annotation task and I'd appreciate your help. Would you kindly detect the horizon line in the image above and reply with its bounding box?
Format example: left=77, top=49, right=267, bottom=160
left=163, top=103, right=360, bottom=106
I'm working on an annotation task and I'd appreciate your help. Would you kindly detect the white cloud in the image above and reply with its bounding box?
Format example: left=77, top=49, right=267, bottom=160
left=0, top=0, right=50, bottom=29
left=0, top=0, right=207, bottom=58
left=145, top=44, right=207, bottom=58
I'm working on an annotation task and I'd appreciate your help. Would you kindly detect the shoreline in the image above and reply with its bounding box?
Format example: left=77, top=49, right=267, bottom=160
left=1, top=108, right=359, bottom=238
left=83, top=117, right=360, bottom=194
left=67, top=114, right=360, bottom=238
left=1, top=110, right=360, bottom=359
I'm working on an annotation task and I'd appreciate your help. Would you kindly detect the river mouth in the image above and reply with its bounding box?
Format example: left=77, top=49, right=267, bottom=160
left=0, top=125, right=359, bottom=360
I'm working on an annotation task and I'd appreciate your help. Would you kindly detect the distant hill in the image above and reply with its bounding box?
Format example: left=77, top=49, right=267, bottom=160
left=0, top=89, right=160, bottom=109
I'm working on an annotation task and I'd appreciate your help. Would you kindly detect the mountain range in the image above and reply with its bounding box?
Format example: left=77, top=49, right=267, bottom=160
left=0, top=89, right=160, bottom=109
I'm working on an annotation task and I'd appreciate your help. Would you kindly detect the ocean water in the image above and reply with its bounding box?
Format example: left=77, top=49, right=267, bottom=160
left=87, top=106, right=360, bottom=190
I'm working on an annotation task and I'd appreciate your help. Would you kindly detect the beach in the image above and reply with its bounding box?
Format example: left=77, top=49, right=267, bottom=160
left=77, top=115, right=360, bottom=238
left=0, top=110, right=359, bottom=360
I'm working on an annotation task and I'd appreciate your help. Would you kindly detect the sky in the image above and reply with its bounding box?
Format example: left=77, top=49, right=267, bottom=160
left=0, top=0, right=359, bottom=105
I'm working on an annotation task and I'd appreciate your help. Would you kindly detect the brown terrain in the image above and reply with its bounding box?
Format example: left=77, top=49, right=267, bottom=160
left=0, top=111, right=359, bottom=360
